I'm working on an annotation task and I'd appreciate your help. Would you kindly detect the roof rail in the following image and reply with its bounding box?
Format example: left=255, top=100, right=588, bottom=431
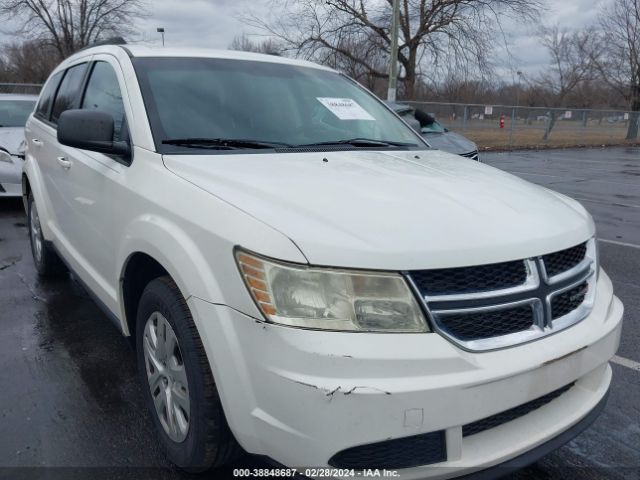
left=80, top=36, right=127, bottom=51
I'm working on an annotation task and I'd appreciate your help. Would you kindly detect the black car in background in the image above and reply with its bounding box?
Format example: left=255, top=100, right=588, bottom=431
left=387, top=102, right=480, bottom=161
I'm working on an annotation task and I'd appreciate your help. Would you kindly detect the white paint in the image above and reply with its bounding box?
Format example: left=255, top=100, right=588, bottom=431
left=24, top=44, right=626, bottom=475
left=598, top=238, right=640, bottom=250
left=611, top=355, right=640, bottom=372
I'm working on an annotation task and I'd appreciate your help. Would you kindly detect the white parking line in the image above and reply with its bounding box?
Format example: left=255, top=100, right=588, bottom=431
left=598, top=238, right=640, bottom=250
left=573, top=196, right=640, bottom=209
left=611, top=355, right=640, bottom=372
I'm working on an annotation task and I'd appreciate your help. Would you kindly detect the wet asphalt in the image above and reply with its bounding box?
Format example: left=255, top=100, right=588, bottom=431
left=0, top=146, right=638, bottom=480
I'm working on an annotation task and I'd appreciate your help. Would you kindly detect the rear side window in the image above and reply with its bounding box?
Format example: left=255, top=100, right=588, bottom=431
left=51, top=63, right=88, bottom=124
left=81, top=62, right=126, bottom=141
left=35, top=71, right=63, bottom=120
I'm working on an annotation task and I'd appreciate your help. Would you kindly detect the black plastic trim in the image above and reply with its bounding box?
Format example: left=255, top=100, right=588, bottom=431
left=119, top=45, right=134, bottom=58
left=253, top=386, right=608, bottom=478
left=328, top=430, right=446, bottom=470
left=462, top=382, right=575, bottom=437
left=460, top=387, right=610, bottom=479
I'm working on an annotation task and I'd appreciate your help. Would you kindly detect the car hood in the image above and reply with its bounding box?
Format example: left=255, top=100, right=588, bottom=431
left=0, top=127, right=25, bottom=155
left=163, top=149, right=594, bottom=270
left=423, top=131, right=477, bottom=156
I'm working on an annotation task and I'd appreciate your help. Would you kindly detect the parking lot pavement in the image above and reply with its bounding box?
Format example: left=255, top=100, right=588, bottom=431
left=0, top=147, right=638, bottom=479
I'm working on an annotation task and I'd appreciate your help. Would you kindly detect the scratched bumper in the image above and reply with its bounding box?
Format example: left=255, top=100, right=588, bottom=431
left=188, top=269, right=622, bottom=478
left=0, top=156, right=22, bottom=197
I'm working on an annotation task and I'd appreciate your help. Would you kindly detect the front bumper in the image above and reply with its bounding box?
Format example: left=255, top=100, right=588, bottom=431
left=188, top=269, right=622, bottom=478
left=0, top=156, right=22, bottom=197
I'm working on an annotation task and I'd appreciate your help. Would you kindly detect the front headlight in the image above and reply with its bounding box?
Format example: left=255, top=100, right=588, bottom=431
left=235, top=250, right=429, bottom=332
left=0, top=150, right=12, bottom=163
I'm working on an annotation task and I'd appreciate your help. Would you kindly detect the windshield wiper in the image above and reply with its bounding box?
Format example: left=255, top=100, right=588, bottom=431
left=161, top=138, right=292, bottom=150
left=292, top=138, right=418, bottom=148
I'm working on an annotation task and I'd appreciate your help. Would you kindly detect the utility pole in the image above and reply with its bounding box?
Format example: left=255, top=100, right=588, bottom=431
left=157, top=27, right=165, bottom=47
left=387, top=0, right=400, bottom=102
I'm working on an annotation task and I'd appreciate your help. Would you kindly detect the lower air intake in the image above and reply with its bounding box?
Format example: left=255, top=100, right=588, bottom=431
left=329, top=430, right=447, bottom=470
left=463, top=383, right=575, bottom=437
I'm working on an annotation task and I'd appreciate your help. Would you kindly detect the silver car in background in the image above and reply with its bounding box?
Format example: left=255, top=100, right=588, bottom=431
left=0, top=94, right=38, bottom=196
left=387, top=101, right=480, bottom=161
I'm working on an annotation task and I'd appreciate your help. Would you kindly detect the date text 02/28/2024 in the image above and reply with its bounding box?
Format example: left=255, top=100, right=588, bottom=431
left=232, top=468, right=400, bottom=477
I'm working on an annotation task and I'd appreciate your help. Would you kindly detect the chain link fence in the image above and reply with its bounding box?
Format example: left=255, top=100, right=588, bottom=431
left=0, top=85, right=637, bottom=150
left=0, top=83, right=43, bottom=95
left=405, top=101, right=640, bottom=150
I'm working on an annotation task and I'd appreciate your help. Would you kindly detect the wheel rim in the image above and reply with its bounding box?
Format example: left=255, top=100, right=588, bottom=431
left=143, top=312, right=190, bottom=443
left=30, top=202, right=43, bottom=264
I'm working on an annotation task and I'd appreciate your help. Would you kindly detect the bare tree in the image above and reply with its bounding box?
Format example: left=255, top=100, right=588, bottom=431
left=535, top=26, right=599, bottom=139
left=597, top=0, right=640, bottom=139
left=229, top=34, right=284, bottom=56
left=0, top=40, right=59, bottom=82
left=245, top=0, right=542, bottom=99
left=0, top=0, right=148, bottom=60
left=316, top=32, right=389, bottom=94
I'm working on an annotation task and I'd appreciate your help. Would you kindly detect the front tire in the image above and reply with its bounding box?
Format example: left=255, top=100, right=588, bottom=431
left=27, top=192, right=66, bottom=277
left=136, top=276, right=241, bottom=471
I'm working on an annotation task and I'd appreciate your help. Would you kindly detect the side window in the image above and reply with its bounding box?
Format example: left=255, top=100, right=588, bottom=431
left=35, top=71, right=63, bottom=120
left=81, top=62, right=126, bottom=142
left=51, top=63, right=88, bottom=124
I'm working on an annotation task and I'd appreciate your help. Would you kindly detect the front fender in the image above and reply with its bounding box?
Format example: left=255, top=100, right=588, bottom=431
left=117, top=215, right=221, bottom=335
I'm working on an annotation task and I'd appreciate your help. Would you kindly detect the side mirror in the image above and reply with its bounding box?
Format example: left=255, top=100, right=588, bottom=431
left=58, top=109, right=130, bottom=157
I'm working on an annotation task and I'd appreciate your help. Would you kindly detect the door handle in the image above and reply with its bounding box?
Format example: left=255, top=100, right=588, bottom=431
left=56, top=156, right=72, bottom=169
left=31, top=138, right=43, bottom=147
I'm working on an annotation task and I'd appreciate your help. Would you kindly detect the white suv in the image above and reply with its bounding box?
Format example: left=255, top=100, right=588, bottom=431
left=23, top=45, right=623, bottom=477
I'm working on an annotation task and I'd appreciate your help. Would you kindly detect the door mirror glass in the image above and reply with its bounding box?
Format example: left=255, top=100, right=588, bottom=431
left=57, top=109, right=130, bottom=157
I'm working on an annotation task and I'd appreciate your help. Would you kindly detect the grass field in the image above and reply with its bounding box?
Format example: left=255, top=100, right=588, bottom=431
left=405, top=102, right=640, bottom=150
left=443, top=119, right=639, bottom=150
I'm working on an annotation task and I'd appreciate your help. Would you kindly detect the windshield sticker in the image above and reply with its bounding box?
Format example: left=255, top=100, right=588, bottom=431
left=317, top=97, right=375, bottom=121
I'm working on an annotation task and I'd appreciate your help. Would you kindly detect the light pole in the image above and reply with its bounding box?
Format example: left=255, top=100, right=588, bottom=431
left=509, top=70, right=523, bottom=149
left=515, top=70, right=523, bottom=109
left=387, top=0, right=400, bottom=102
left=157, top=27, right=165, bottom=47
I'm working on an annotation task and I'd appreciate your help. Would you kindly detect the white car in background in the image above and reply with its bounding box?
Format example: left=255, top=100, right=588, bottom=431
left=23, top=45, right=622, bottom=477
left=0, top=94, right=38, bottom=196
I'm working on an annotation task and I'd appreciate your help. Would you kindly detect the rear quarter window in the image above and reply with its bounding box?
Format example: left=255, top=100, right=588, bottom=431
left=35, top=71, right=63, bottom=121
left=50, top=63, right=88, bottom=124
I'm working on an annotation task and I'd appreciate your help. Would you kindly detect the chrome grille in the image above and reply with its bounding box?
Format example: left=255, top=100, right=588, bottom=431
left=551, top=281, right=589, bottom=319
left=438, top=303, right=534, bottom=340
left=543, top=243, right=587, bottom=278
left=408, top=240, right=597, bottom=351
left=410, top=260, right=527, bottom=296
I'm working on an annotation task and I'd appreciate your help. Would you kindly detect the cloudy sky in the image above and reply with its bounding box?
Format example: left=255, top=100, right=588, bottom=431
left=0, top=0, right=606, bottom=80
left=133, top=0, right=605, bottom=80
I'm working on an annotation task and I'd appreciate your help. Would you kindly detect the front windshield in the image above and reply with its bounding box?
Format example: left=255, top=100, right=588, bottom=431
left=132, top=57, right=424, bottom=153
left=0, top=100, right=36, bottom=127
